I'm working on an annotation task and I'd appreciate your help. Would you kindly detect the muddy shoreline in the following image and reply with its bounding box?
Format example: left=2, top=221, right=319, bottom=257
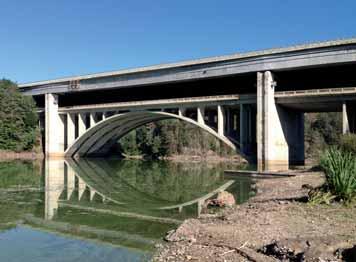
left=153, top=170, right=356, bottom=261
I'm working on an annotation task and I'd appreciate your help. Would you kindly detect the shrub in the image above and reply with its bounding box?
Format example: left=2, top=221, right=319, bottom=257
left=319, top=148, right=356, bottom=203
left=339, top=134, right=356, bottom=154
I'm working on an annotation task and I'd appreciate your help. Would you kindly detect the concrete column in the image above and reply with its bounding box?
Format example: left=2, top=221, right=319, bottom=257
left=67, top=113, right=76, bottom=147
left=89, top=113, right=96, bottom=128
left=343, top=102, right=350, bottom=134
left=217, top=105, right=225, bottom=136
left=45, top=94, right=65, bottom=157
left=344, top=102, right=356, bottom=134
left=102, top=112, right=107, bottom=120
left=197, top=107, right=205, bottom=125
left=178, top=108, right=185, bottom=117
left=78, top=113, right=86, bottom=136
left=257, top=71, right=304, bottom=172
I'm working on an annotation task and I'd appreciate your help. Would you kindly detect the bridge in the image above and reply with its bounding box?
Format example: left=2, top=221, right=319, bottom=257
left=19, top=39, right=356, bottom=171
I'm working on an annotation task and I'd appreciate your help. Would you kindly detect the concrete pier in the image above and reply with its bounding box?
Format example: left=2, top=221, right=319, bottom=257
left=257, top=71, right=304, bottom=172
left=45, top=94, right=65, bottom=157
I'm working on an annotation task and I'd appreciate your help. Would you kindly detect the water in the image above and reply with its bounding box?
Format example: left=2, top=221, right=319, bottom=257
left=0, top=159, right=254, bottom=261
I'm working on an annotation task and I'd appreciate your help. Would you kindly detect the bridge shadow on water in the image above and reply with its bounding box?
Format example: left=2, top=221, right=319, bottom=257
left=23, top=158, right=255, bottom=256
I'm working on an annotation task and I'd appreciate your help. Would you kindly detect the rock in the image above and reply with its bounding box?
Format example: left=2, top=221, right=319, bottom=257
left=207, top=191, right=235, bottom=207
left=164, top=219, right=202, bottom=242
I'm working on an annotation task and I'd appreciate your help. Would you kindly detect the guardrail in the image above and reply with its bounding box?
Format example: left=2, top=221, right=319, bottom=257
left=276, top=87, right=356, bottom=97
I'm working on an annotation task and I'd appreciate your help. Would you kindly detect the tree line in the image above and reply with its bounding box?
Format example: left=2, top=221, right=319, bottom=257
left=0, top=79, right=38, bottom=152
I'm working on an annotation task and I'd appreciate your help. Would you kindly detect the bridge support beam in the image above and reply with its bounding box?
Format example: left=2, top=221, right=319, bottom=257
left=78, top=113, right=86, bottom=136
left=67, top=113, right=76, bottom=148
left=197, top=107, right=205, bottom=125
left=178, top=108, right=185, bottom=117
left=343, top=102, right=356, bottom=134
left=217, top=105, right=225, bottom=136
left=89, top=113, right=97, bottom=128
left=257, top=71, right=304, bottom=172
left=45, top=94, right=65, bottom=157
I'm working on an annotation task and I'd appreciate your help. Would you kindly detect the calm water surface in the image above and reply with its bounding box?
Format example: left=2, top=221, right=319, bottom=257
left=0, top=159, right=254, bottom=261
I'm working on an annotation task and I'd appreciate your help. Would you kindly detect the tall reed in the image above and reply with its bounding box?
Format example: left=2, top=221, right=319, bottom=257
left=320, top=148, right=356, bottom=202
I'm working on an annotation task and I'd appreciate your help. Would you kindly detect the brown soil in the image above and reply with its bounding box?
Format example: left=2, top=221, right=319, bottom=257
left=0, top=150, right=43, bottom=161
left=153, top=171, right=356, bottom=261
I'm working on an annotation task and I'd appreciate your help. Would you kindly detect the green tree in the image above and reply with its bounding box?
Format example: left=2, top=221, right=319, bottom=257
left=0, top=79, right=38, bottom=151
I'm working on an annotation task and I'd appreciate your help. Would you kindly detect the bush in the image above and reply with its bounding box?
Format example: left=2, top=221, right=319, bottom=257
left=339, top=134, right=356, bottom=154
left=319, top=148, right=356, bottom=203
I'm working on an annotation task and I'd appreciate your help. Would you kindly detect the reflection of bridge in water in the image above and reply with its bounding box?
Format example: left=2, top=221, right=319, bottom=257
left=44, top=159, right=240, bottom=221
left=35, top=158, right=253, bottom=252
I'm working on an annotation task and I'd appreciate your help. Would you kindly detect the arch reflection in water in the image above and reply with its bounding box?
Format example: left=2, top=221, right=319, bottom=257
left=41, top=158, right=253, bottom=252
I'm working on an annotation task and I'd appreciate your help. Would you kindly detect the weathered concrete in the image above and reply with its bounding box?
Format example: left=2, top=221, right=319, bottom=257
left=78, top=113, right=86, bottom=136
left=197, top=106, right=205, bottom=125
left=45, top=94, right=65, bottom=157
left=217, top=105, right=225, bottom=136
left=89, top=113, right=97, bottom=127
left=66, top=113, right=76, bottom=149
left=257, top=72, right=304, bottom=172
left=342, top=102, right=356, bottom=134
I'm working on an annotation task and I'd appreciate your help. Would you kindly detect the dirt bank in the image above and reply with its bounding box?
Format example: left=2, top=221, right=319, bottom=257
left=153, top=171, right=356, bottom=261
left=0, top=150, right=43, bottom=161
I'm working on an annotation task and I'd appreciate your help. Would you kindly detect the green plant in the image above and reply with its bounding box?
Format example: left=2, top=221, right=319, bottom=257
left=319, top=148, right=356, bottom=203
left=339, top=134, right=356, bottom=154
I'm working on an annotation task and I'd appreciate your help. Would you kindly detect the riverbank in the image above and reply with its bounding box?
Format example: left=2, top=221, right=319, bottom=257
left=123, top=153, right=247, bottom=164
left=153, top=170, right=356, bottom=261
left=0, top=150, right=43, bottom=161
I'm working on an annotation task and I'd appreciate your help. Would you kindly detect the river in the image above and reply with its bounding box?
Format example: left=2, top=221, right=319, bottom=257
left=0, top=159, right=254, bottom=261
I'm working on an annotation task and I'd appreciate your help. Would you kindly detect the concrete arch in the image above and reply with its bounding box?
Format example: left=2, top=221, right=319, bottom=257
left=65, top=111, right=238, bottom=158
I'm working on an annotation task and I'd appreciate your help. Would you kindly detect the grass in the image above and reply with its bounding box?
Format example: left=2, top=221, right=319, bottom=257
left=312, top=148, right=356, bottom=204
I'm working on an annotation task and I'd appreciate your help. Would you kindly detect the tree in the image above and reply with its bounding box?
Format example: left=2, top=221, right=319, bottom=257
left=0, top=79, right=38, bottom=151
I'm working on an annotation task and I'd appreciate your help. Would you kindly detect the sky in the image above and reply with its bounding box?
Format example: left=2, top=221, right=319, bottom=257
left=1, top=0, right=356, bottom=84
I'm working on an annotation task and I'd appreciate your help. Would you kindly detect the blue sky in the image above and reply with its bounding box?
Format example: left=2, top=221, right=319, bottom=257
left=1, top=0, right=356, bottom=84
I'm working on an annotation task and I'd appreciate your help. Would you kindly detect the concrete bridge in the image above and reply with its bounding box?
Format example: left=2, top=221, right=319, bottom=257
left=19, top=39, right=356, bottom=171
